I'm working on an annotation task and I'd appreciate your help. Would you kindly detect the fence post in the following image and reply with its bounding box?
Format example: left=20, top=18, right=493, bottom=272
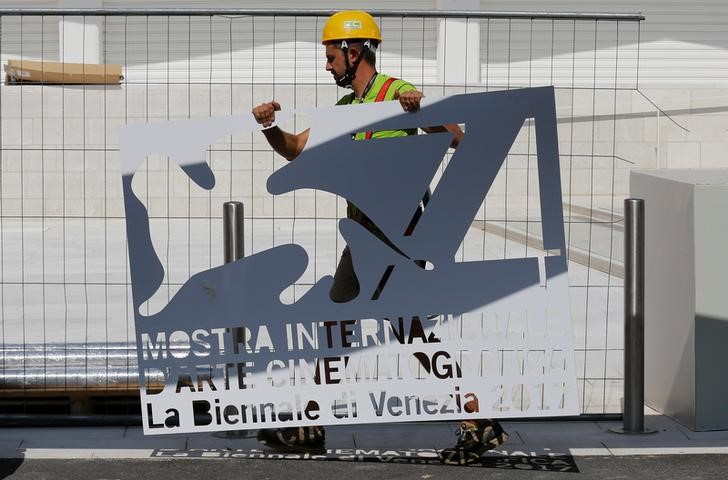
left=611, top=198, right=655, bottom=434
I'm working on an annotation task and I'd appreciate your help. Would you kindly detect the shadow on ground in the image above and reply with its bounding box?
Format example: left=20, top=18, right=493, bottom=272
left=151, top=447, right=579, bottom=472
left=0, top=459, right=23, bottom=479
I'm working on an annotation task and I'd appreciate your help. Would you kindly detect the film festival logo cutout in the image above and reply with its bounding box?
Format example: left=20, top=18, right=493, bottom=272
left=119, top=86, right=579, bottom=434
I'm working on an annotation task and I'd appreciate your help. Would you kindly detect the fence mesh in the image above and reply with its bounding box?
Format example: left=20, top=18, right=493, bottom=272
left=0, top=10, right=645, bottom=417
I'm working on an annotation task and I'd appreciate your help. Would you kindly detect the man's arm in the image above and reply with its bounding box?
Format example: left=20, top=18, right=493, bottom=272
left=395, top=90, right=463, bottom=149
left=261, top=126, right=310, bottom=161
left=252, top=101, right=310, bottom=161
left=421, top=124, right=463, bottom=149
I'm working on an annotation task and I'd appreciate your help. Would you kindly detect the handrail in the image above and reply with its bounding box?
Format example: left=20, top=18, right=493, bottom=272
left=0, top=8, right=645, bottom=21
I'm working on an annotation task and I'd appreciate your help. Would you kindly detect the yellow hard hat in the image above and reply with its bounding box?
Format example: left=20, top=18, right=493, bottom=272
left=321, top=11, right=382, bottom=44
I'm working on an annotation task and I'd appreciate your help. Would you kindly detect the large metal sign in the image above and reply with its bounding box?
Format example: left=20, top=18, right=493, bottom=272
left=120, top=86, right=579, bottom=434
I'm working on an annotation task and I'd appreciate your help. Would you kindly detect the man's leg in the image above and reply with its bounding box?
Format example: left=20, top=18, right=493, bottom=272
left=257, top=247, right=358, bottom=452
left=439, top=393, right=508, bottom=465
left=414, top=327, right=508, bottom=465
left=329, top=246, right=359, bottom=303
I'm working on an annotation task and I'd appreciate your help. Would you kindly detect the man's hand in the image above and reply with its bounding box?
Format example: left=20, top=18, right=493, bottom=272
left=252, top=101, right=281, bottom=127
left=394, top=90, right=424, bottom=112
left=252, top=101, right=310, bottom=161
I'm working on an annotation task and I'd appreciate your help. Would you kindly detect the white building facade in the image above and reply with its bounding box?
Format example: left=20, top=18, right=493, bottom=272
left=0, top=0, right=726, bottom=415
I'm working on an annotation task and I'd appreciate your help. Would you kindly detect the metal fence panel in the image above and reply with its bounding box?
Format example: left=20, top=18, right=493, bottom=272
left=0, top=9, right=645, bottom=417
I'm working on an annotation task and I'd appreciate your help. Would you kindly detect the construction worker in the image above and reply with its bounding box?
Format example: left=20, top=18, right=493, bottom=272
left=252, top=10, right=506, bottom=466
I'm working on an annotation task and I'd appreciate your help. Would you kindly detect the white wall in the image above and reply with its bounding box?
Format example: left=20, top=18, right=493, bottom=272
left=3, top=0, right=726, bottom=88
left=0, top=0, right=726, bottom=414
left=480, top=0, right=728, bottom=88
left=0, top=1, right=725, bottom=277
left=0, top=1, right=725, bottom=266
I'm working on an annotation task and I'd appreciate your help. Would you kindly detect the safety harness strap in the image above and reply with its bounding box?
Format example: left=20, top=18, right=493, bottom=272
left=364, top=77, right=397, bottom=139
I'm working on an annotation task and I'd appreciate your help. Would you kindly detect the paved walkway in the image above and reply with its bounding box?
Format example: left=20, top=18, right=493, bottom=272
left=1, top=410, right=727, bottom=462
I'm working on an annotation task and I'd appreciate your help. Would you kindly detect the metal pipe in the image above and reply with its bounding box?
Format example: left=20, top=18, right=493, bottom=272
left=624, top=198, right=645, bottom=432
left=0, top=8, right=645, bottom=21
left=223, top=201, right=245, bottom=363
left=222, top=201, right=248, bottom=438
left=223, top=201, right=244, bottom=264
left=0, top=343, right=160, bottom=391
left=611, top=198, right=654, bottom=434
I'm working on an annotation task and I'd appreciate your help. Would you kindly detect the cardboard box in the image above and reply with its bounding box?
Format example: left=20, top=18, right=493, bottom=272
left=4, top=59, right=123, bottom=85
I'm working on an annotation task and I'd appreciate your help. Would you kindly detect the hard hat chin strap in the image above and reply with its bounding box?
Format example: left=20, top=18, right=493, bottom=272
left=336, top=40, right=376, bottom=89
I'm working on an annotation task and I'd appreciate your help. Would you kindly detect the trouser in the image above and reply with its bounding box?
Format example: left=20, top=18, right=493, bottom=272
left=325, top=244, right=480, bottom=414
left=329, top=246, right=359, bottom=303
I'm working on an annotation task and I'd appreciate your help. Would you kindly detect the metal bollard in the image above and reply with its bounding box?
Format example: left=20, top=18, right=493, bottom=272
left=611, top=198, right=655, bottom=434
left=220, top=202, right=254, bottom=438
left=223, top=201, right=245, bottom=348
left=223, top=201, right=245, bottom=263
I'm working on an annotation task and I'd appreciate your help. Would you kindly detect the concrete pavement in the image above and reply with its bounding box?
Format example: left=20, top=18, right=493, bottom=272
left=2, top=409, right=728, bottom=463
